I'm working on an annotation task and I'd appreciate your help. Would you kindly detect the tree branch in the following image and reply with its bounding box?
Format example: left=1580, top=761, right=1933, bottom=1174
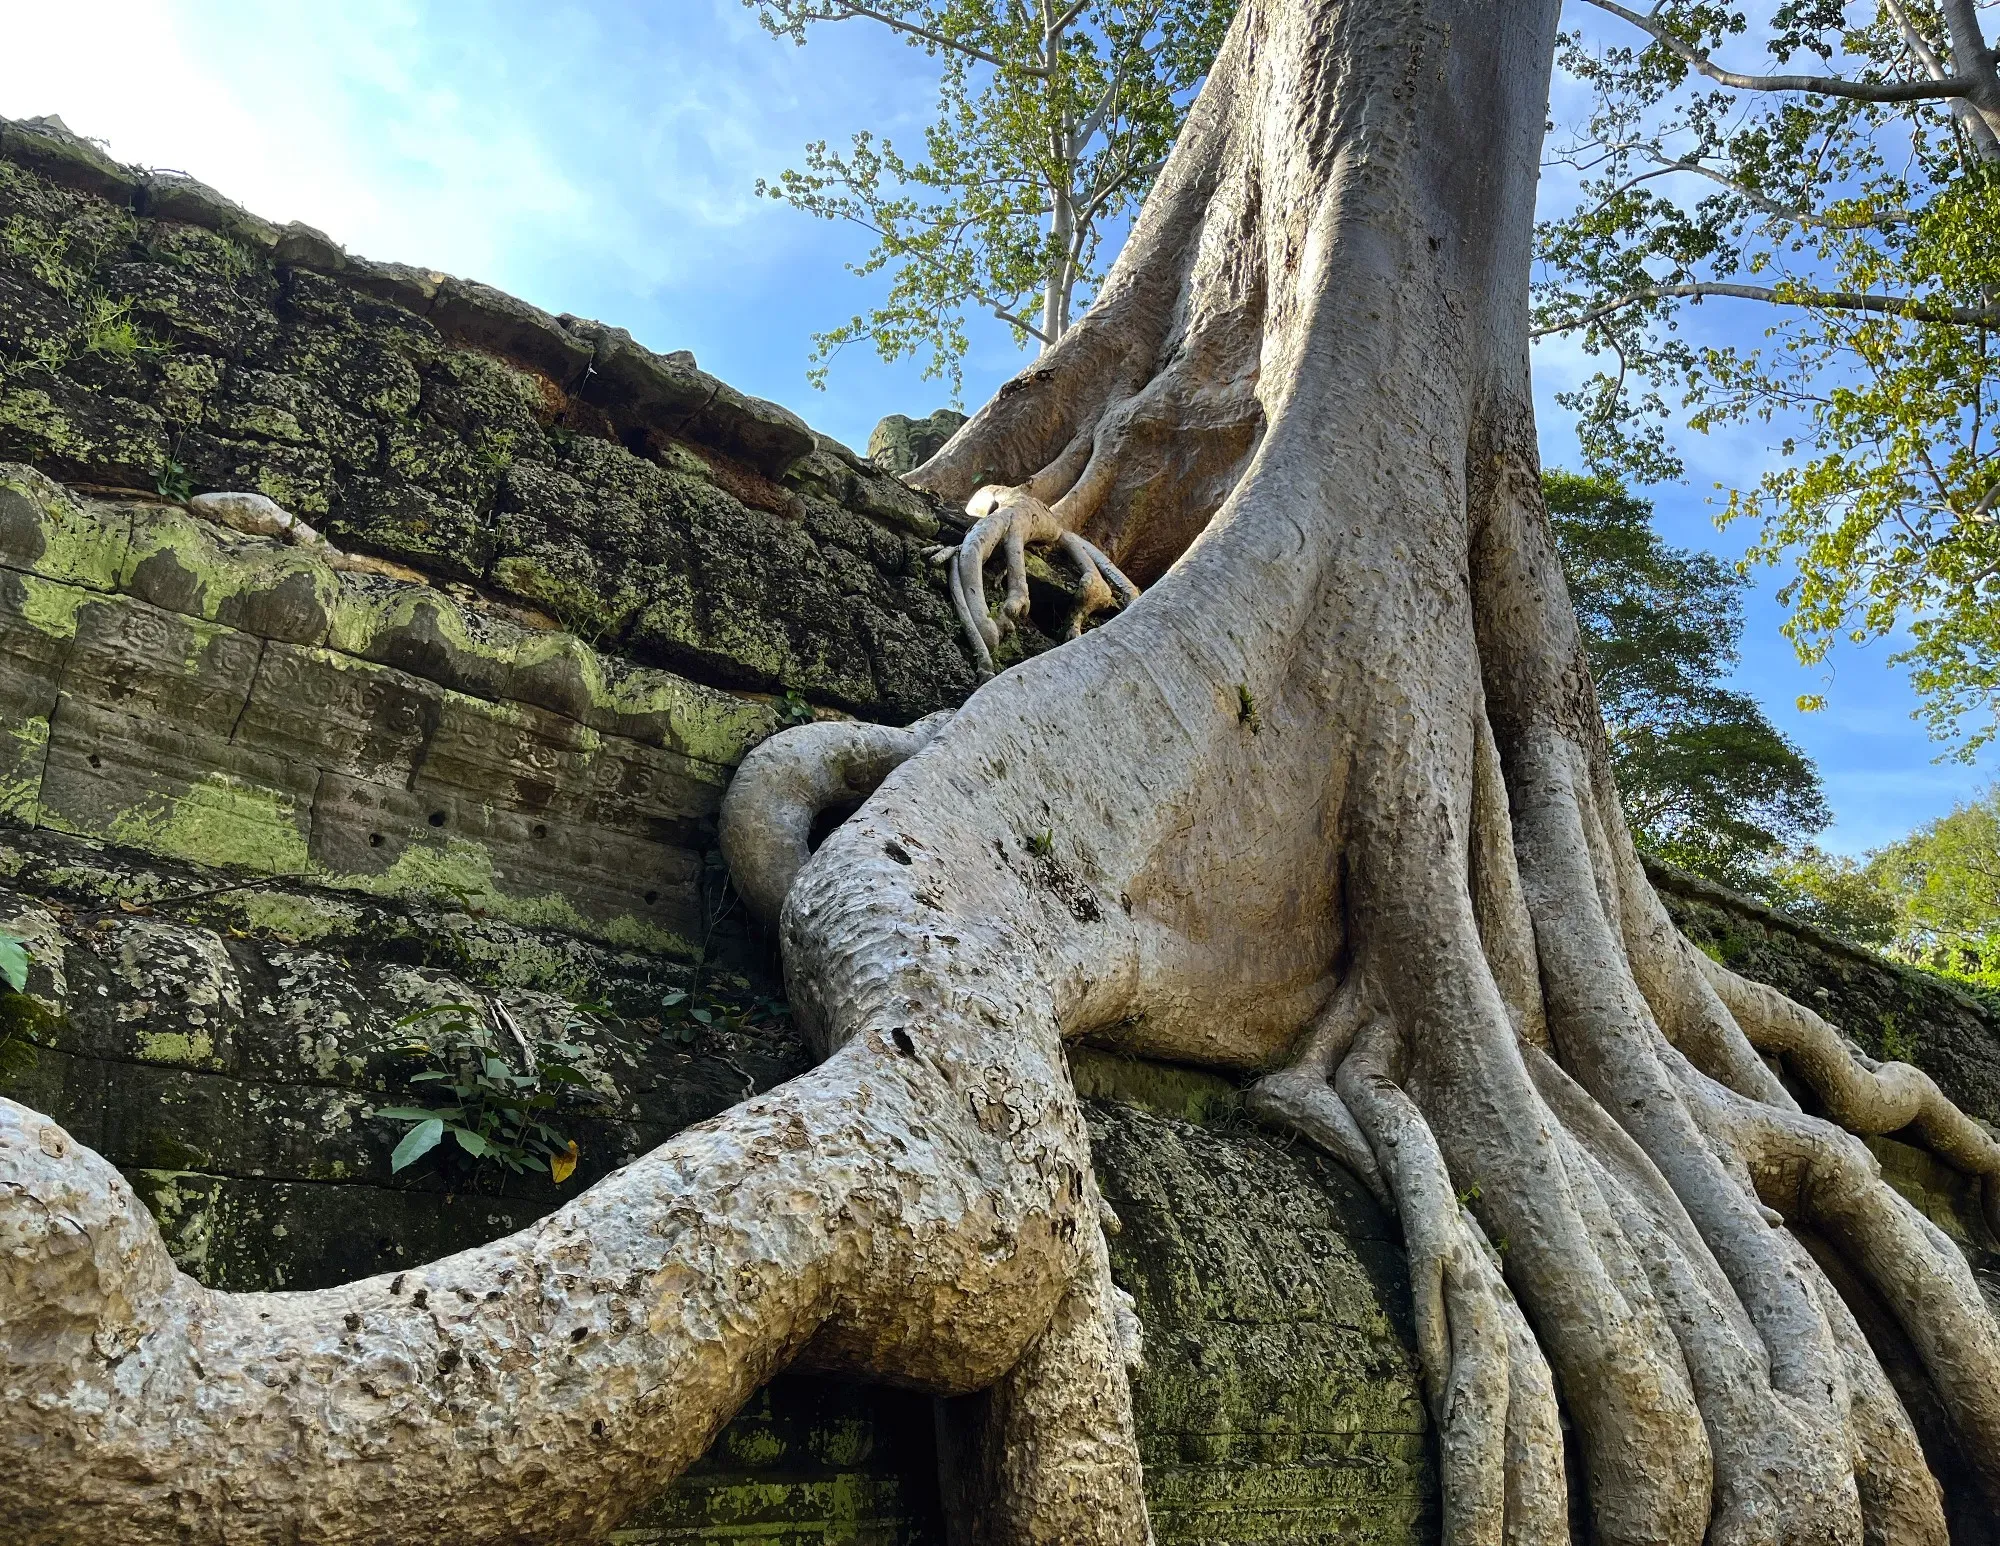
left=1534, top=281, right=2000, bottom=338
left=1580, top=0, right=1981, bottom=103
left=991, top=304, right=1053, bottom=342
left=804, top=1, right=1048, bottom=76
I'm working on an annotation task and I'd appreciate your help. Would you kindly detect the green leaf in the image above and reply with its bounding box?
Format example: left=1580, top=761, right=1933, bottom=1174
left=372, top=1105, right=462, bottom=1123
left=0, top=932, right=29, bottom=994
left=450, top=1125, right=489, bottom=1158
left=390, top=1119, right=444, bottom=1172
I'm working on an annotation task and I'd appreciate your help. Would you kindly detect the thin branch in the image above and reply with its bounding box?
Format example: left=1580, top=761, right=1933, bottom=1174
left=811, top=1, right=1047, bottom=76
left=1534, top=281, right=2000, bottom=337
left=991, top=304, right=1053, bottom=343
left=1636, top=152, right=1909, bottom=228
left=1581, top=0, right=1981, bottom=102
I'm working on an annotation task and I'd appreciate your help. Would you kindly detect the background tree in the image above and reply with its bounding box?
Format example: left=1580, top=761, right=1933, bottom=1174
left=1547, top=468, right=1829, bottom=887
left=746, top=0, right=1236, bottom=393
left=1760, top=842, right=1904, bottom=944
left=1869, top=781, right=2000, bottom=976
left=1537, top=0, right=2000, bottom=749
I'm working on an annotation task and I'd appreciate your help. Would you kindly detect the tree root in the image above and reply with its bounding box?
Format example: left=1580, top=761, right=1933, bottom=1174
left=1697, top=953, right=2000, bottom=1239
left=930, top=485, right=1140, bottom=677
left=720, top=711, right=953, bottom=928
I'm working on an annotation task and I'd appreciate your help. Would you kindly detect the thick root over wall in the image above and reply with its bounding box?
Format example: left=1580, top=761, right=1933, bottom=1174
left=6, top=1, right=2000, bottom=1543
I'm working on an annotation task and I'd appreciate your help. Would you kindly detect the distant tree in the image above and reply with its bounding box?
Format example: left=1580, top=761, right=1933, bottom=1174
left=1537, top=1, right=2000, bottom=750
left=745, top=0, right=1236, bottom=393
left=1761, top=843, right=1903, bottom=946
left=1869, top=782, right=2000, bottom=979
left=1546, top=469, right=1830, bottom=887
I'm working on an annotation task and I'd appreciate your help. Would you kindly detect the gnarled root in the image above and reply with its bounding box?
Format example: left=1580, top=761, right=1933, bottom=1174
left=1697, top=954, right=2000, bottom=1241
left=937, top=1179, right=1151, bottom=1546
left=930, top=485, right=1140, bottom=677
left=720, top=710, right=953, bottom=928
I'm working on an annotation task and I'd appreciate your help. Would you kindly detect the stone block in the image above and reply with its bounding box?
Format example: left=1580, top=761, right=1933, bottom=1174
left=62, top=591, right=262, bottom=732
left=39, top=695, right=316, bottom=873
left=414, top=690, right=724, bottom=847
left=120, top=504, right=339, bottom=645
left=234, top=642, right=442, bottom=784
left=0, top=568, right=86, bottom=717
left=0, top=461, right=131, bottom=585
left=308, top=770, right=703, bottom=946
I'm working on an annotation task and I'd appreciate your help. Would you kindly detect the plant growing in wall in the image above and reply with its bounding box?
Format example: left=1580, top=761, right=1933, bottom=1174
left=372, top=1003, right=592, bottom=1185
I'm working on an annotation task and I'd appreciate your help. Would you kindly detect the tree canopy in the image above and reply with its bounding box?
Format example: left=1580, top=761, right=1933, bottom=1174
left=1537, top=0, right=2000, bottom=750
left=1546, top=468, right=1828, bottom=888
left=746, top=0, right=1236, bottom=394
left=1868, top=781, right=2000, bottom=978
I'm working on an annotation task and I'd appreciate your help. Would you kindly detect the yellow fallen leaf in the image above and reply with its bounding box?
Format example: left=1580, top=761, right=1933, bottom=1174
left=550, top=1140, right=579, bottom=1184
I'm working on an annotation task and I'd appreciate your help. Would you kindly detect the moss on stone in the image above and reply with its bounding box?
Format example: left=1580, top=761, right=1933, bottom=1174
left=99, top=773, right=314, bottom=878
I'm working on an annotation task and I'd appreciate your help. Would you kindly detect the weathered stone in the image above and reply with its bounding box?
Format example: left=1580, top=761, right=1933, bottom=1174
left=868, top=408, right=967, bottom=476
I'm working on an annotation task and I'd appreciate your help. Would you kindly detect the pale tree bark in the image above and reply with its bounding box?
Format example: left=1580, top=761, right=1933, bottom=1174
left=8, top=2, right=2000, bottom=1543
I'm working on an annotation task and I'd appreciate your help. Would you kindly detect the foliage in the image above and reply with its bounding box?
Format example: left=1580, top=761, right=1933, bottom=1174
left=154, top=459, right=193, bottom=503
left=658, top=983, right=790, bottom=1046
left=1758, top=841, right=1902, bottom=946
left=775, top=687, right=815, bottom=728
left=1547, top=469, right=1829, bottom=886
left=372, top=1003, right=593, bottom=1185
left=0, top=929, right=27, bottom=994
left=1868, top=780, right=2000, bottom=982
left=1537, top=1, right=2000, bottom=750
left=745, top=0, right=1236, bottom=393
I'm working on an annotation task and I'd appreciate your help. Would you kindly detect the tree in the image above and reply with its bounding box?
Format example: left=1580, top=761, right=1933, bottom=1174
left=12, top=3, right=2000, bottom=1543
left=1546, top=468, right=1829, bottom=888
left=746, top=0, right=1235, bottom=392
left=1870, top=781, right=2000, bottom=976
left=1763, top=842, right=1904, bottom=946
left=1536, top=0, right=2000, bottom=750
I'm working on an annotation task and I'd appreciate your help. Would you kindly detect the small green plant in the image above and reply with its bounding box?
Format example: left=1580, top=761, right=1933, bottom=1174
left=155, top=459, right=194, bottom=503
left=1237, top=683, right=1261, bottom=734
left=776, top=688, right=814, bottom=728
left=0, top=928, right=28, bottom=994
left=373, top=1004, right=592, bottom=1184
left=1029, top=826, right=1055, bottom=858
left=0, top=927, right=43, bottom=1080
left=80, top=293, right=155, bottom=360
left=1878, top=1012, right=1918, bottom=1064
left=659, top=985, right=789, bottom=1046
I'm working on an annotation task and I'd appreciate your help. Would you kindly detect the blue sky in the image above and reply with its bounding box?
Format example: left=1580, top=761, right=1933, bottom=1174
left=4, top=0, right=1988, bottom=851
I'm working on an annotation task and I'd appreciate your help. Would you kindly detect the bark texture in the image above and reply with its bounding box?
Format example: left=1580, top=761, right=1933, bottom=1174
left=4, top=1, right=2000, bottom=1543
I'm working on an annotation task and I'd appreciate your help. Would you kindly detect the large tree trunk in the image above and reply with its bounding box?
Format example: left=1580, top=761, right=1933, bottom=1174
left=8, top=2, right=2000, bottom=1543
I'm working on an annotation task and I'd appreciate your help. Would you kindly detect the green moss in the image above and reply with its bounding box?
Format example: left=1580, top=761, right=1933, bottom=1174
left=231, top=889, right=359, bottom=944
left=102, top=774, right=313, bottom=877
left=347, top=835, right=690, bottom=955
left=134, top=1028, right=218, bottom=1065
left=1070, top=1045, right=1245, bottom=1126
left=0, top=715, right=49, bottom=820
left=15, top=571, right=92, bottom=637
